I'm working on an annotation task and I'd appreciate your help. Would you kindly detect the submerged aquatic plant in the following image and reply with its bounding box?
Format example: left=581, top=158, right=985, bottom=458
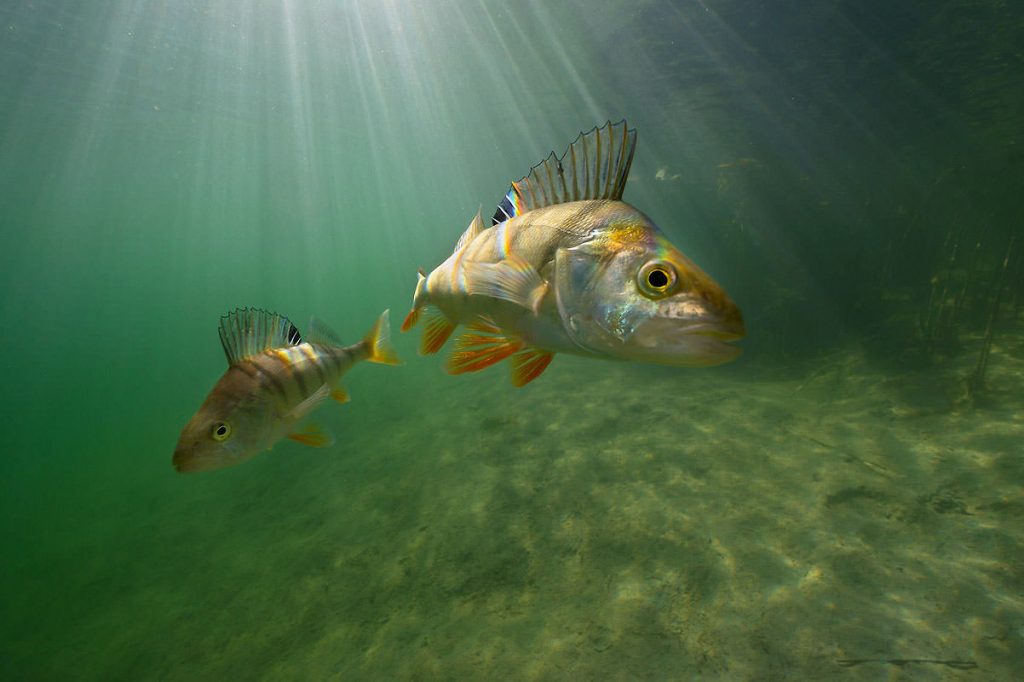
left=965, top=235, right=1019, bottom=399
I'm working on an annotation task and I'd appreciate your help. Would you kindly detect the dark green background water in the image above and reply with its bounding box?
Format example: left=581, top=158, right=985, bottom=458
left=2, top=1, right=1022, bottom=679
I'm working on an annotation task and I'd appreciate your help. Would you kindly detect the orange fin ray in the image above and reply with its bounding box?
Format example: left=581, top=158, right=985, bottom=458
left=510, top=348, right=554, bottom=387
left=402, top=270, right=429, bottom=333
left=287, top=423, right=335, bottom=448
left=467, top=315, right=501, bottom=334
left=420, top=307, right=457, bottom=355
left=446, top=326, right=523, bottom=374
left=363, top=310, right=401, bottom=365
left=401, top=308, right=419, bottom=332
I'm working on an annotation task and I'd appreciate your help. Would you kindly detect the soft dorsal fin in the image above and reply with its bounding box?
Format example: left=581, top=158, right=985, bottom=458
left=307, top=317, right=343, bottom=347
left=453, top=209, right=485, bottom=254
left=218, top=308, right=302, bottom=366
left=491, top=120, right=637, bottom=225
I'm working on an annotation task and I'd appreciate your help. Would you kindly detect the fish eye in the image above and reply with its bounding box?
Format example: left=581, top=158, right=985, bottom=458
left=211, top=422, right=232, bottom=441
left=637, top=261, right=677, bottom=298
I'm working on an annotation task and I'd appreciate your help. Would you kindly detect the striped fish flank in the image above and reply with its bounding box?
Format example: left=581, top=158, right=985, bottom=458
left=173, top=309, right=399, bottom=473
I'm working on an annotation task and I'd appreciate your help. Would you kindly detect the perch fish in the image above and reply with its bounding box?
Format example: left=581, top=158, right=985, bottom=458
left=401, top=120, right=745, bottom=386
left=173, top=308, right=399, bottom=473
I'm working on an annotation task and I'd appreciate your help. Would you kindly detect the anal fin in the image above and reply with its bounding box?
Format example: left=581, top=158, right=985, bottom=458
left=420, top=307, right=457, bottom=355
left=446, top=323, right=523, bottom=374
left=287, top=423, right=335, bottom=448
left=510, top=348, right=554, bottom=387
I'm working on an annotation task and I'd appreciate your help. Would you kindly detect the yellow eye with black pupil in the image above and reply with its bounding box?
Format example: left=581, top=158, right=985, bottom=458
left=647, top=269, right=669, bottom=288
left=211, top=422, right=231, bottom=441
left=637, top=261, right=677, bottom=297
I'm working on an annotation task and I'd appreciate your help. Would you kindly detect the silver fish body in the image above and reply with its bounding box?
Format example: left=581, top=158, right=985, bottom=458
left=402, top=121, right=744, bottom=386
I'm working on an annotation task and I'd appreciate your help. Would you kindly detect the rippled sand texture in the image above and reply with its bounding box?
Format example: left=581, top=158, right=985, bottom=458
left=5, top=325, right=1024, bottom=681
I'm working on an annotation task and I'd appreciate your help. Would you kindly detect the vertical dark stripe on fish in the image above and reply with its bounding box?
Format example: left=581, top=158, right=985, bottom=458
left=241, top=358, right=289, bottom=403
left=260, top=352, right=302, bottom=403
left=303, top=345, right=327, bottom=386
left=322, top=348, right=343, bottom=378
left=275, top=349, right=309, bottom=397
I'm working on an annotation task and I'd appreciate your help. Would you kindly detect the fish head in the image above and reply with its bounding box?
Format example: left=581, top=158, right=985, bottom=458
left=172, top=392, right=275, bottom=473
left=554, top=218, right=744, bottom=366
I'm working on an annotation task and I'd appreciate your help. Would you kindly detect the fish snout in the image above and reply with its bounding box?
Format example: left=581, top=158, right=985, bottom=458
left=629, top=288, right=744, bottom=366
left=172, top=442, right=202, bottom=473
left=709, top=298, right=745, bottom=341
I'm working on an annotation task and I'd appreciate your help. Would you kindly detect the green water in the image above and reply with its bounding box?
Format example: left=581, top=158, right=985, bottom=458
left=2, top=1, right=1023, bottom=679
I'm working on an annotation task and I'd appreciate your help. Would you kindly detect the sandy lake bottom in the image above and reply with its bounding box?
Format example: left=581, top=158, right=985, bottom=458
left=4, top=325, right=1023, bottom=681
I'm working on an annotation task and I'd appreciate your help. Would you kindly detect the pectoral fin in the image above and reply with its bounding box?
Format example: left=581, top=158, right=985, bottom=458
left=463, top=255, right=548, bottom=314
left=286, top=384, right=331, bottom=422
left=287, top=423, right=335, bottom=448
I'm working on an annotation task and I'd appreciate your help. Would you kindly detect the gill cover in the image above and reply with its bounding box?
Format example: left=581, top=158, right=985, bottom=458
left=554, top=243, right=655, bottom=354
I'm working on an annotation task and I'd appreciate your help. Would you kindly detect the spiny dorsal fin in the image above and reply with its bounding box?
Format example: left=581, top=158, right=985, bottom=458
left=308, top=317, right=343, bottom=347
left=491, top=120, right=637, bottom=226
left=218, top=308, right=301, bottom=366
left=453, top=209, right=485, bottom=254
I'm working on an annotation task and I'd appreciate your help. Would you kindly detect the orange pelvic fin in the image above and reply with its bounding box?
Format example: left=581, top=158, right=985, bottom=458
left=287, top=423, right=335, bottom=448
left=420, top=307, right=457, bottom=355
left=510, top=348, right=554, bottom=387
left=331, top=386, right=350, bottom=404
left=446, top=322, right=524, bottom=375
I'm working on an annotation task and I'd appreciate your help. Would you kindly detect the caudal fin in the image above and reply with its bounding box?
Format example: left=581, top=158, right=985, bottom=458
left=363, top=310, right=401, bottom=365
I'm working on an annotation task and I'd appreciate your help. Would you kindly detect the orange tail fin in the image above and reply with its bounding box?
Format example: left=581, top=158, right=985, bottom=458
left=363, top=310, right=401, bottom=365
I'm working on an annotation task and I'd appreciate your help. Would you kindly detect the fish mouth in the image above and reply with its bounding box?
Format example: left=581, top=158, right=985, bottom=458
left=675, top=323, right=745, bottom=342
left=172, top=451, right=197, bottom=473
left=173, top=456, right=222, bottom=474
left=172, top=446, right=208, bottom=474
left=630, top=317, right=744, bottom=366
left=675, top=322, right=745, bottom=364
